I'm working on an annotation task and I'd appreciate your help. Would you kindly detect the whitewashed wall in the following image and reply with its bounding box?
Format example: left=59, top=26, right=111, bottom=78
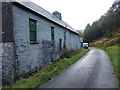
left=12, top=5, right=81, bottom=77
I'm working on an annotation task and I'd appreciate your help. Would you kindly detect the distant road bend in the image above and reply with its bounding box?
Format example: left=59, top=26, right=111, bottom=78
left=43, top=48, right=118, bottom=88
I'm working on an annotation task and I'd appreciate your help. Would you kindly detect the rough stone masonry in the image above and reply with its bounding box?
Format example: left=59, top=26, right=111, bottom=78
left=0, top=1, right=81, bottom=85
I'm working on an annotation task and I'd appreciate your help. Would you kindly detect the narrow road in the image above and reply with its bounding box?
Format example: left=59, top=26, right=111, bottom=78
left=43, top=48, right=118, bottom=88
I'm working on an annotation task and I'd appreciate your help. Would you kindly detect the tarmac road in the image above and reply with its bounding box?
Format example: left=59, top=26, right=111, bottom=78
left=43, top=48, right=118, bottom=88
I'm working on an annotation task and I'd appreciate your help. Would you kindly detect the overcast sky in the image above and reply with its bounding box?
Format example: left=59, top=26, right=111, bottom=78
left=30, top=0, right=115, bottom=30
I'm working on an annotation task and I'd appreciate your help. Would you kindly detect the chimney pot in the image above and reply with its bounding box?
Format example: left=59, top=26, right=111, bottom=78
left=52, top=11, right=62, bottom=20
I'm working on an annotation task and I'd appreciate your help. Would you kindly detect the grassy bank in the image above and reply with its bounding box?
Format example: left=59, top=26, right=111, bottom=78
left=98, top=45, right=120, bottom=85
left=5, top=49, right=89, bottom=88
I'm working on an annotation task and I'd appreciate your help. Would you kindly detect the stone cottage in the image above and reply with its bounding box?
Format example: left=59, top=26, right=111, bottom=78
left=0, top=0, right=81, bottom=85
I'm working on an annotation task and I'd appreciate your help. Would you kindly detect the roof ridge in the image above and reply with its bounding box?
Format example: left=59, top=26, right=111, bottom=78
left=13, top=0, right=79, bottom=34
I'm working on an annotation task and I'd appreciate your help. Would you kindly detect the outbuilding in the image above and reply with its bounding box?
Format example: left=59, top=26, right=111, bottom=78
left=0, top=0, right=81, bottom=85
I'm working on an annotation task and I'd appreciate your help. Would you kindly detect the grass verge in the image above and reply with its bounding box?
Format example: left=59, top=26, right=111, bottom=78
left=97, top=45, right=120, bottom=85
left=4, top=49, right=89, bottom=88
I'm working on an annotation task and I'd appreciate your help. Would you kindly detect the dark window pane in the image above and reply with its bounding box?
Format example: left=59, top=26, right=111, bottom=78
left=29, top=18, right=37, bottom=42
left=51, top=27, right=54, bottom=41
left=29, top=20, right=36, bottom=31
left=63, top=31, right=66, bottom=49
left=30, top=31, right=36, bottom=41
left=59, top=39, right=62, bottom=51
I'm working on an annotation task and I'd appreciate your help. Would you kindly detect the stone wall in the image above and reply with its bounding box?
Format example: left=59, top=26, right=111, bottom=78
left=2, top=2, right=14, bottom=42
left=0, top=43, right=2, bottom=86
left=0, top=3, right=2, bottom=86
left=0, top=2, right=2, bottom=42
left=12, top=4, right=80, bottom=78
left=41, top=40, right=60, bottom=65
left=1, top=43, right=15, bottom=85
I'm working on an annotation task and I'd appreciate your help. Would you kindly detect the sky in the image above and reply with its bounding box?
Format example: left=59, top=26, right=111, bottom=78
left=30, top=0, right=115, bottom=30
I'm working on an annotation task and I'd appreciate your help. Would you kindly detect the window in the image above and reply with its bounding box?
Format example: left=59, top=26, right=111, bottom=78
left=51, top=27, right=54, bottom=41
left=29, top=18, right=37, bottom=42
left=59, top=39, right=62, bottom=51
left=63, top=31, right=66, bottom=49
left=64, top=31, right=66, bottom=41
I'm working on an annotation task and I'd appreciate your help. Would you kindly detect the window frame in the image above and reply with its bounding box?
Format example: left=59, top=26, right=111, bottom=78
left=29, top=18, right=38, bottom=44
left=51, top=26, right=55, bottom=41
left=59, top=38, right=62, bottom=51
left=63, top=31, right=67, bottom=49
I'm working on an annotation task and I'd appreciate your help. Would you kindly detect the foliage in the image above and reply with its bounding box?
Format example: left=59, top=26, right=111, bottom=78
left=84, top=21, right=103, bottom=43
left=4, top=49, right=89, bottom=88
left=60, top=49, right=83, bottom=59
left=83, top=1, right=120, bottom=43
left=90, top=32, right=120, bottom=47
left=77, top=30, right=84, bottom=37
left=104, top=38, right=118, bottom=47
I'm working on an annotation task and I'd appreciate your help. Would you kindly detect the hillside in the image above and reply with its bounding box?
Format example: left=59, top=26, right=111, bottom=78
left=89, top=32, right=120, bottom=47
left=83, top=1, right=120, bottom=43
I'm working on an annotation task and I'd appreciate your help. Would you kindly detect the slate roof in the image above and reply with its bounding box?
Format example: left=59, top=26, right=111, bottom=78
left=12, top=0, right=79, bottom=35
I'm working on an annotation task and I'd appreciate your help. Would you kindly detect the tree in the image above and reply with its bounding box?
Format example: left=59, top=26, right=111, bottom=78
left=83, top=21, right=103, bottom=43
left=76, top=30, right=84, bottom=37
left=83, top=1, right=120, bottom=42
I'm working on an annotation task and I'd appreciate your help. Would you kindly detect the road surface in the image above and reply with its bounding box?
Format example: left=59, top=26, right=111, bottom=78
left=43, top=48, right=118, bottom=88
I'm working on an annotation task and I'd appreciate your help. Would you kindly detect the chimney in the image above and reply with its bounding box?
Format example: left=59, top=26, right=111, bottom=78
left=52, top=11, right=62, bottom=20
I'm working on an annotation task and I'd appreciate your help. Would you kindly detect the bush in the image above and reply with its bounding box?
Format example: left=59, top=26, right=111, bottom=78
left=117, top=33, right=120, bottom=45
left=90, top=33, right=120, bottom=47
left=60, top=51, right=71, bottom=59
left=60, top=49, right=80, bottom=59
left=89, top=38, right=110, bottom=47
left=104, top=38, right=118, bottom=47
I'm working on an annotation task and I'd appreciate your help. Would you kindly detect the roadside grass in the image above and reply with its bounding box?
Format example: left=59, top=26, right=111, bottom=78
left=90, top=32, right=120, bottom=86
left=98, top=45, right=120, bottom=85
left=105, top=46, right=120, bottom=85
left=4, top=49, right=89, bottom=88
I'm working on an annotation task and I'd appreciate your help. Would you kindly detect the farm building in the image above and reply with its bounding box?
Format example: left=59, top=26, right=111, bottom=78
left=0, top=0, right=81, bottom=85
